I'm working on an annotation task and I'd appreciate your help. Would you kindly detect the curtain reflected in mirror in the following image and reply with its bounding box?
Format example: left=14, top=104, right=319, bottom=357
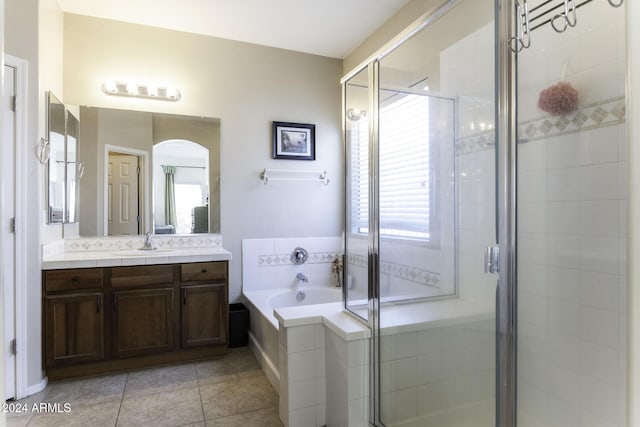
left=155, top=141, right=209, bottom=234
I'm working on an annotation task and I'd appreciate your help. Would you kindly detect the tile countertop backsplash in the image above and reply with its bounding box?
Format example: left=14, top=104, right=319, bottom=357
left=41, top=234, right=230, bottom=270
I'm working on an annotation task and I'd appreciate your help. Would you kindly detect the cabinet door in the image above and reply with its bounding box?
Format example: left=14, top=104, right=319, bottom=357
left=181, top=284, right=227, bottom=348
left=45, top=293, right=104, bottom=367
left=112, top=288, right=175, bottom=358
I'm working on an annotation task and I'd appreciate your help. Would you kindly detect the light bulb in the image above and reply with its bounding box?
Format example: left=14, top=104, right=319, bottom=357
left=103, top=80, right=117, bottom=93
left=126, top=82, right=138, bottom=95
left=166, top=87, right=178, bottom=99
left=147, top=85, right=158, bottom=97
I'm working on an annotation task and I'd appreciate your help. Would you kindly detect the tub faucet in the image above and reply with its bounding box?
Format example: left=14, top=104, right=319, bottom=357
left=141, top=232, right=154, bottom=250
left=296, top=272, right=308, bottom=284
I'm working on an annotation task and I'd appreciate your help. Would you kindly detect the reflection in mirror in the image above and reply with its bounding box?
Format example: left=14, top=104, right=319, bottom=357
left=66, top=111, right=79, bottom=223
left=153, top=141, right=209, bottom=234
left=77, top=106, right=220, bottom=237
left=47, top=92, right=65, bottom=223
left=107, top=150, right=144, bottom=235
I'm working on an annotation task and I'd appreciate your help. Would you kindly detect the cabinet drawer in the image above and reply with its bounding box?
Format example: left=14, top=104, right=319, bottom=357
left=111, top=265, right=174, bottom=288
left=180, top=262, right=226, bottom=282
left=45, top=268, right=104, bottom=292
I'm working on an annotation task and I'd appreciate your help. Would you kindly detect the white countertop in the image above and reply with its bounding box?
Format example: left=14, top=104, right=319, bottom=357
left=42, top=246, right=232, bottom=270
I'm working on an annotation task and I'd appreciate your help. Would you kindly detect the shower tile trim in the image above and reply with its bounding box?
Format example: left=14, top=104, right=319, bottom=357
left=348, top=254, right=441, bottom=289
left=257, top=252, right=339, bottom=267
left=456, top=96, right=626, bottom=155
left=518, top=96, right=625, bottom=143
left=63, top=234, right=223, bottom=252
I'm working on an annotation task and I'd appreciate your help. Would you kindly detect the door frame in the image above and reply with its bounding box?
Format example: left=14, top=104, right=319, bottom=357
left=103, top=144, right=149, bottom=236
left=4, top=54, right=29, bottom=400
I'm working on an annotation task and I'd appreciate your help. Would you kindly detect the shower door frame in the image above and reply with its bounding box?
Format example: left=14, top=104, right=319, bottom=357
left=341, top=0, right=518, bottom=425
left=495, top=0, right=517, bottom=425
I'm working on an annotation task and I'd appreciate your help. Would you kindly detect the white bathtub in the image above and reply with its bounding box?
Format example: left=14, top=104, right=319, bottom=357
left=243, top=286, right=342, bottom=390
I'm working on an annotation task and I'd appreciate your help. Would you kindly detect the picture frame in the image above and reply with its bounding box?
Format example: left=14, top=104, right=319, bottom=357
left=272, top=121, right=316, bottom=161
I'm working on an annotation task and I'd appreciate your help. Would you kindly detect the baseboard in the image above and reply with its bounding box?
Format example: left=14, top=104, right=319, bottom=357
left=27, top=377, right=48, bottom=396
left=248, top=330, right=280, bottom=393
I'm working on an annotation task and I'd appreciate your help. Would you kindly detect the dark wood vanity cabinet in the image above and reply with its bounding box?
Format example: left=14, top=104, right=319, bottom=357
left=42, top=261, right=228, bottom=380
left=44, top=292, right=104, bottom=367
left=181, top=284, right=226, bottom=348
left=112, top=288, right=175, bottom=358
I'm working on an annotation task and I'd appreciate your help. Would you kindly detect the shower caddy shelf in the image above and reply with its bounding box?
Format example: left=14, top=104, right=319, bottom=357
left=260, top=168, right=330, bottom=185
left=509, top=0, right=623, bottom=53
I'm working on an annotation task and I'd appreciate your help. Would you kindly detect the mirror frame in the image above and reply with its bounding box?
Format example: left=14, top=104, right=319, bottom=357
left=65, top=110, right=80, bottom=224
left=46, top=91, right=66, bottom=224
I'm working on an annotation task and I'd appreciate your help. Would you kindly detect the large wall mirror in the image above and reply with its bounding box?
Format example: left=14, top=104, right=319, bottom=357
left=76, top=106, right=221, bottom=237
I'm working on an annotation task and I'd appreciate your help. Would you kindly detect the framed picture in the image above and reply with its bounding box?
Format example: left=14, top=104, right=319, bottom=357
left=272, top=121, right=315, bottom=160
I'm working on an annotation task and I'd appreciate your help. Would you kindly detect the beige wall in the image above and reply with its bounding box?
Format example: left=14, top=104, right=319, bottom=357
left=64, top=14, right=344, bottom=302
left=343, top=0, right=445, bottom=75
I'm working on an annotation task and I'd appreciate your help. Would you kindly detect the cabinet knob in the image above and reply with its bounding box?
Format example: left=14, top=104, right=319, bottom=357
left=71, top=276, right=79, bottom=282
left=201, top=269, right=207, bottom=273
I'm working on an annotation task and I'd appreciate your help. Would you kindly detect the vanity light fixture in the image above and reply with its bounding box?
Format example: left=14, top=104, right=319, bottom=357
left=101, top=80, right=182, bottom=102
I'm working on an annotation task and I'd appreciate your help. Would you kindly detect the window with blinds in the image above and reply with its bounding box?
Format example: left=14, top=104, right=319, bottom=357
left=351, top=92, right=435, bottom=242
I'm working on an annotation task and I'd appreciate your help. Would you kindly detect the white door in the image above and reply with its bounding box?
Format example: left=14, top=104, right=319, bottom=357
left=108, top=152, right=140, bottom=235
left=3, top=64, right=16, bottom=400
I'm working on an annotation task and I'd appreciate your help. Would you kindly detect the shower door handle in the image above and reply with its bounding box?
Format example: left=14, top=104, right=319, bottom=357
left=484, top=245, right=500, bottom=274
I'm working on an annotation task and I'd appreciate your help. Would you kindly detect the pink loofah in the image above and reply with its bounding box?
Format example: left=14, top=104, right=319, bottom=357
left=537, top=82, right=579, bottom=116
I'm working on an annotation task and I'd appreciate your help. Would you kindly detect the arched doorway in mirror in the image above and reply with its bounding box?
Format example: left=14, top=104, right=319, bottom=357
left=153, top=139, right=210, bottom=235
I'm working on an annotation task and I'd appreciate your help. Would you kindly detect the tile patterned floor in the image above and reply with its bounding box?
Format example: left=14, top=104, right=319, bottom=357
left=5, top=348, right=283, bottom=427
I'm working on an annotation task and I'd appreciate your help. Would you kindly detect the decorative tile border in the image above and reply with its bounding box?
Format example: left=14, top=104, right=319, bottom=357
left=455, top=96, right=626, bottom=155
left=64, top=234, right=222, bottom=252
left=42, top=240, right=65, bottom=258
left=257, top=252, right=339, bottom=267
left=347, top=254, right=440, bottom=289
left=518, top=96, right=625, bottom=142
left=456, top=130, right=496, bottom=155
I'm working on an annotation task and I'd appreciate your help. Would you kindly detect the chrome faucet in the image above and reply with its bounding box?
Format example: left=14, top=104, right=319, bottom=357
left=296, top=272, right=308, bottom=284
left=141, top=232, right=155, bottom=250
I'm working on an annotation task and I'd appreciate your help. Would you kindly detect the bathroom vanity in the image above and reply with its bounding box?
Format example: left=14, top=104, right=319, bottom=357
left=41, top=241, right=231, bottom=380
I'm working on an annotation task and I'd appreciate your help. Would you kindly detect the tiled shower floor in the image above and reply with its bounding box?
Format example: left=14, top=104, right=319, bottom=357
left=5, top=348, right=283, bottom=427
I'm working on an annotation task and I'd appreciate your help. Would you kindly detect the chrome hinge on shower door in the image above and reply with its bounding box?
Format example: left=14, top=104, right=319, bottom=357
left=484, top=245, right=500, bottom=274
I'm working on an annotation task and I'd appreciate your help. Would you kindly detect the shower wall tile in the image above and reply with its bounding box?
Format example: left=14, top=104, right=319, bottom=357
left=545, top=201, right=580, bottom=235
left=580, top=163, right=620, bottom=200
left=579, top=125, right=620, bottom=165
left=518, top=119, right=627, bottom=426
left=579, top=201, right=619, bottom=237
left=379, top=319, right=495, bottom=426
left=279, top=323, right=330, bottom=427
left=546, top=168, right=581, bottom=202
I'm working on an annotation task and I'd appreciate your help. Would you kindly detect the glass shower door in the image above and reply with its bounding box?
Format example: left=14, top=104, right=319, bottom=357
left=344, top=66, right=371, bottom=321
left=374, top=0, right=498, bottom=425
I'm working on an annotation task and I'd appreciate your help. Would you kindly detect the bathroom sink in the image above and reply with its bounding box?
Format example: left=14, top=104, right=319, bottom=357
left=111, top=248, right=181, bottom=257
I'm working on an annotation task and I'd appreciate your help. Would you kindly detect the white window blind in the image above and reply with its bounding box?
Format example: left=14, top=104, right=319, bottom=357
left=351, top=93, right=433, bottom=241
